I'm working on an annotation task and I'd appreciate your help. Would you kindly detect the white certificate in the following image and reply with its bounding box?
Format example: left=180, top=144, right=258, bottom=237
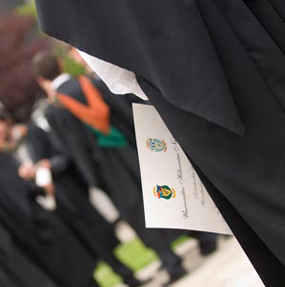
left=133, top=104, right=232, bottom=235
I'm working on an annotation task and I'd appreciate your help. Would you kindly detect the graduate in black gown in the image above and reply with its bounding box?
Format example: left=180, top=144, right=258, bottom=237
left=67, top=47, right=219, bottom=256
left=35, top=1, right=285, bottom=286
left=16, top=122, right=143, bottom=287
left=32, top=52, right=188, bottom=285
left=0, top=114, right=98, bottom=287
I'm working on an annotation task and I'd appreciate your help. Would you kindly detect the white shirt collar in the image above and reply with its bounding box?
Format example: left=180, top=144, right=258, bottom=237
left=51, top=73, right=71, bottom=90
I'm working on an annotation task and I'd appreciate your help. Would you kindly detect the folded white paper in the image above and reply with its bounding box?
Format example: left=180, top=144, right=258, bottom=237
left=133, top=104, right=232, bottom=235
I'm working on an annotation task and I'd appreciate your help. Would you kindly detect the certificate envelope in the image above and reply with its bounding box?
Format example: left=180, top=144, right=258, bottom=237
left=133, top=104, right=232, bottom=235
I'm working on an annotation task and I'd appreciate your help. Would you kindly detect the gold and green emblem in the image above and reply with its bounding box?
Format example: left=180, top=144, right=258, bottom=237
left=153, top=185, right=176, bottom=200
left=147, top=138, right=167, bottom=152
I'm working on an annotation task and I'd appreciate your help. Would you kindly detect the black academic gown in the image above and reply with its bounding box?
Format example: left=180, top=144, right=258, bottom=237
left=0, top=223, right=58, bottom=287
left=46, top=78, right=182, bottom=270
left=24, top=123, right=136, bottom=280
left=0, top=153, right=97, bottom=287
left=35, top=1, right=285, bottom=286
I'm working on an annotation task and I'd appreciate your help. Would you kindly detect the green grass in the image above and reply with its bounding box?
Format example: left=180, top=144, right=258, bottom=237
left=171, top=235, right=190, bottom=249
left=94, top=236, right=190, bottom=287
left=115, top=238, right=158, bottom=272
left=94, top=238, right=158, bottom=287
left=94, top=263, right=123, bottom=287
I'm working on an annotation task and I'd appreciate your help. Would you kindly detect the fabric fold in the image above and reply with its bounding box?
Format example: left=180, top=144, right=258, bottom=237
left=35, top=0, right=245, bottom=135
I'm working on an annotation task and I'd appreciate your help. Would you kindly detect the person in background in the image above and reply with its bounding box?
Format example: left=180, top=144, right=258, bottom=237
left=16, top=121, right=144, bottom=287
left=67, top=47, right=219, bottom=257
left=0, top=110, right=59, bottom=287
left=33, top=51, right=188, bottom=286
left=0, top=109, right=14, bottom=151
left=0, top=110, right=99, bottom=287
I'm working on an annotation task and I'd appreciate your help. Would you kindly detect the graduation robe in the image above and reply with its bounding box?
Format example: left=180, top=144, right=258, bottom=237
left=35, top=1, right=285, bottom=286
left=24, top=123, right=138, bottom=280
left=46, top=77, right=182, bottom=270
left=0, top=153, right=97, bottom=287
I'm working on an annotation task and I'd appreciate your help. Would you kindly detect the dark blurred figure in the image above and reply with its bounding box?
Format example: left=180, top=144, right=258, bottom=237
left=0, top=111, right=99, bottom=287
left=15, top=122, right=143, bottom=287
left=0, top=110, right=58, bottom=287
left=33, top=51, right=188, bottom=285
left=68, top=47, right=219, bottom=258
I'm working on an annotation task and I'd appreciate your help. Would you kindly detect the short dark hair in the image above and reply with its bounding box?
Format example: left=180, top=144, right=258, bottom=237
left=32, top=51, right=61, bottom=81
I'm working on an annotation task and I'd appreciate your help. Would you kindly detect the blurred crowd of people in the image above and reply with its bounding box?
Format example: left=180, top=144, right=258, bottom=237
left=0, top=48, right=219, bottom=287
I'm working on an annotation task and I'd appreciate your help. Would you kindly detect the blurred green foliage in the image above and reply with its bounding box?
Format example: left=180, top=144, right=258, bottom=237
left=53, top=45, right=87, bottom=76
left=14, top=0, right=37, bottom=19
left=15, top=1, right=87, bottom=78
left=62, top=55, right=87, bottom=77
left=94, top=238, right=158, bottom=287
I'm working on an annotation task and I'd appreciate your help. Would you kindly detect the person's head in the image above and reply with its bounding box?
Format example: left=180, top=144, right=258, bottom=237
left=32, top=51, right=62, bottom=99
left=0, top=109, right=13, bottom=151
